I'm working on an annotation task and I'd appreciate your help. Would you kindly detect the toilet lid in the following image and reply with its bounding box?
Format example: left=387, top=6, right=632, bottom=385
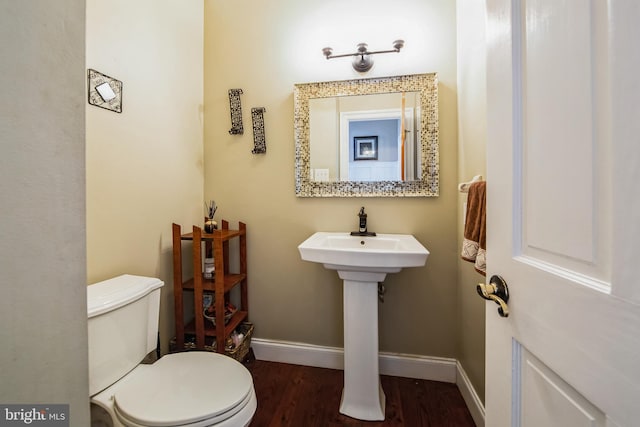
left=113, top=352, right=253, bottom=427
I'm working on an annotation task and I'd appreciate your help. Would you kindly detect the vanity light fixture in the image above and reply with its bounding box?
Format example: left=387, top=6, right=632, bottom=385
left=322, top=40, right=404, bottom=72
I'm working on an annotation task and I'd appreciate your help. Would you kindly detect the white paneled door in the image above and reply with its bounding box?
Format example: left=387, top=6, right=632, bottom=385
left=485, top=1, right=640, bottom=426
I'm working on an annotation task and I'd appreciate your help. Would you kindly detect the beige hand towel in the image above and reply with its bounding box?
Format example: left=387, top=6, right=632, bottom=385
left=461, top=181, right=486, bottom=275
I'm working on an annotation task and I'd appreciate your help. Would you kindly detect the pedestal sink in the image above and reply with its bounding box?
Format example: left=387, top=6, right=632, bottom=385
left=298, top=232, right=429, bottom=421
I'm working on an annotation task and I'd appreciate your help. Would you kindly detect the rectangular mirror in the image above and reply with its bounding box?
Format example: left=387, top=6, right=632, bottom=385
left=294, top=73, right=439, bottom=197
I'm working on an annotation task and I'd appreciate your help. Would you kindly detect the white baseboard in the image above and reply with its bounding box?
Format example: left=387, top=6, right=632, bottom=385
left=252, top=338, right=345, bottom=370
left=252, top=338, right=456, bottom=382
left=251, top=338, right=485, bottom=426
left=456, top=361, right=486, bottom=427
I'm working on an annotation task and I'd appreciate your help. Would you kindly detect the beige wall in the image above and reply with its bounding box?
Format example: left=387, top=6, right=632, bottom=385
left=85, top=0, right=204, bottom=353
left=457, top=0, right=488, bottom=403
left=204, top=0, right=460, bottom=356
left=309, top=97, right=339, bottom=177
left=0, top=1, right=89, bottom=425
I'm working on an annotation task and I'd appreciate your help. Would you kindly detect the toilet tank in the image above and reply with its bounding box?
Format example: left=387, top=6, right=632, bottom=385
left=87, top=274, right=164, bottom=396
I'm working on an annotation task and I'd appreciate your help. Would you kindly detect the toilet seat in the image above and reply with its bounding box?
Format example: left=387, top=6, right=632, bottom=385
left=99, top=352, right=255, bottom=427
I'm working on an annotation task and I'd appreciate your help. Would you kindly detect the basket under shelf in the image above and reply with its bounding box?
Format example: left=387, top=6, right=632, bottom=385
left=170, top=322, right=254, bottom=362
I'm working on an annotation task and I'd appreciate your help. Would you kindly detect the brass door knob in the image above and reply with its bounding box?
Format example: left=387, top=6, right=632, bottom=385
left=477, top=275, right=510, bottom=317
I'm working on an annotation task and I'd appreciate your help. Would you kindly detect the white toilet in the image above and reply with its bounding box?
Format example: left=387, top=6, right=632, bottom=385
left=88, top=274, right=257, bottom=427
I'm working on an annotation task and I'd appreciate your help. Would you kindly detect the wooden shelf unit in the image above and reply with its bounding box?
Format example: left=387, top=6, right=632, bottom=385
left=172, top=220, right=248, bottom=353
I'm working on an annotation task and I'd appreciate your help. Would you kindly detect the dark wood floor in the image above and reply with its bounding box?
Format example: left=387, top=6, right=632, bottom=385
left=245, top=358, right=476, bottom=427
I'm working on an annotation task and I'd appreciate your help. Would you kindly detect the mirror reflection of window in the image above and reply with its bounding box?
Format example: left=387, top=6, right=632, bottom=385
left=309, top=92, right=420, bottom=182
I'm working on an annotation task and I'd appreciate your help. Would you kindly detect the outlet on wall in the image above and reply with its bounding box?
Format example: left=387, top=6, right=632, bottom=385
left=314, top=168, right=329, bottom=182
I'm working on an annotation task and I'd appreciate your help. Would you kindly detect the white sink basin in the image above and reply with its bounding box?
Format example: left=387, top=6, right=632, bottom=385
left=298, top=232, right=429, bottom=274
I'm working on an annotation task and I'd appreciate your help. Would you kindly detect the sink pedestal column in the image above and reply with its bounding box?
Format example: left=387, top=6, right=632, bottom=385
left=339, top=274, right=386, bottom=421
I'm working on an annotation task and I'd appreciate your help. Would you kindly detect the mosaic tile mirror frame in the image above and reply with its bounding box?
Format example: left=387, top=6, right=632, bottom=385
left=294, top=73, right=439, bottom=197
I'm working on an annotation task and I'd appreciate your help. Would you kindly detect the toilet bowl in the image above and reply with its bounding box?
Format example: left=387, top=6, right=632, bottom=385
left=91, top=352, right=256, bottom=427
left=88, top=275, right=256, bottom=427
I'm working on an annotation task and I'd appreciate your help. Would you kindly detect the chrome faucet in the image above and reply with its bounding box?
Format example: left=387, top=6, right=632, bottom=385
left=350, top=207, right=377, bottom=236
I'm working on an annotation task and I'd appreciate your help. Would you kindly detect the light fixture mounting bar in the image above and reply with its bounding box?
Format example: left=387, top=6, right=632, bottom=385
left=322, top=40, right=404, bottom=72
left=322, top=40, right=404, bottom=60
